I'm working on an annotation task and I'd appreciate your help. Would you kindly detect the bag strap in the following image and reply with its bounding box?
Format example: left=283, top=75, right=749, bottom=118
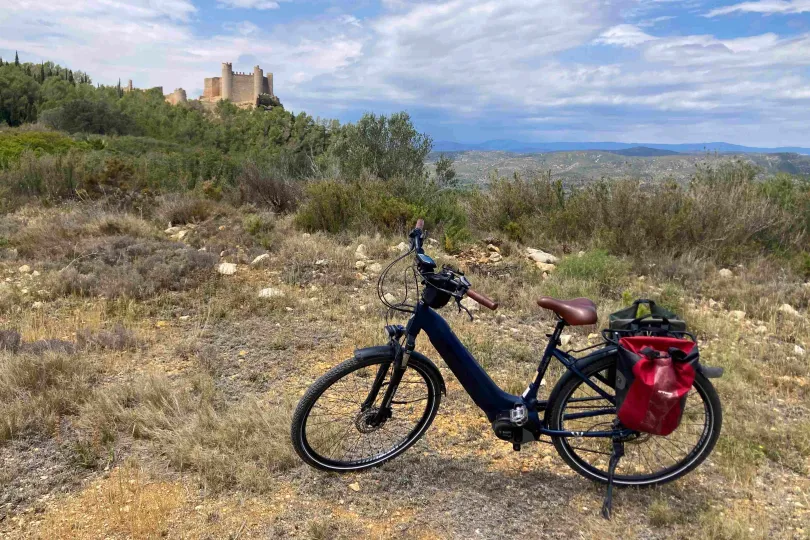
left=629, top=313, right=671, bottom=333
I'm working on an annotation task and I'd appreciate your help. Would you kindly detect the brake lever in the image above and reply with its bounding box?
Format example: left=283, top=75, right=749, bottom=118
left=455, top=295, right=473, bottom=321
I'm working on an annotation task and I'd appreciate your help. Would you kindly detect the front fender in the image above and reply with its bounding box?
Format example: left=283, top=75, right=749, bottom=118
left=353, top=344, right=447, bottom=395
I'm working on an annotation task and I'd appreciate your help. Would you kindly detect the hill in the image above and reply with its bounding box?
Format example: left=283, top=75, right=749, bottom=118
left=433, top=139, right=810, bottom=155
left=605, top=146, right=681, bottom=157
left=430, top=150, right=810, bottom=185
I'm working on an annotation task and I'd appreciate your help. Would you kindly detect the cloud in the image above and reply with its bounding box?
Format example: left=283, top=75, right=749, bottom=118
left=706, top=0, right=810, bottom=17
left=596, top=24, right=656, bottom=46
left=2, top=0, right=810, bottom=145
left=216, top=0, right=282, bottom=9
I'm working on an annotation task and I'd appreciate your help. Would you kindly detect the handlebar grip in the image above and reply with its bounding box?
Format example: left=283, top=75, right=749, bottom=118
left=467, top=289, right=498, bottom=311
left=415, top=218, right=424, bottom=231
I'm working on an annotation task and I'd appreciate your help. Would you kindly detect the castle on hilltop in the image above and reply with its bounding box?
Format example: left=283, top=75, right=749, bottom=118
left=200, top=63, right=274, bottom=107
left=124, top=62, right=275, bottom=109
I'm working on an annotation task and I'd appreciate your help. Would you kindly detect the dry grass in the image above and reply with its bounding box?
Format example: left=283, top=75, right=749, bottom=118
left=0, top=351, right=98, bottom=441
left=2, top=199, right=810, bottom=538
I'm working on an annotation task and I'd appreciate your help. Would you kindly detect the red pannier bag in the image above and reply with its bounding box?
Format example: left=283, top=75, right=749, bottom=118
left=615, top=336, right=698, bottom=436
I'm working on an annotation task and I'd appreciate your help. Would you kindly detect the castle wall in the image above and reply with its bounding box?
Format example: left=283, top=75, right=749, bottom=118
left=203, top=77, right=221, bottom=99
left=231, top=73, right=256, bottom=103
left=165, top=88, right=187, bottom=105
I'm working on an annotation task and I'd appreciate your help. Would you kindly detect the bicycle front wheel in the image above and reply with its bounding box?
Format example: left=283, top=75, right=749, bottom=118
left=291, top=352, right=442, bottom=472
left=547, top=354, right=722, bottom=487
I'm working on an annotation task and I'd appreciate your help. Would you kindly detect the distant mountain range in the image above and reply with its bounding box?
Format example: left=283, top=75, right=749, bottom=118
left=433, top=140, right=810, bottom=155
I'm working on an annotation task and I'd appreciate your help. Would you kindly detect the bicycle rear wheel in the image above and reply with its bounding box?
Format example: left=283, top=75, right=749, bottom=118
left=547, top=354, right=722, bottom=487
left=291, top=352, right=442, bottom=472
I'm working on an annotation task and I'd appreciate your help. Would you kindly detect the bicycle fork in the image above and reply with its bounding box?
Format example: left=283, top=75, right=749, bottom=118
left=364, top=331, right=415, bottom=426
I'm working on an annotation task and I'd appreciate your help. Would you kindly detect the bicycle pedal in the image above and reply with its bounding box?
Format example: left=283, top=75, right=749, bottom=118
left=509, top=404, right=528, bottom=426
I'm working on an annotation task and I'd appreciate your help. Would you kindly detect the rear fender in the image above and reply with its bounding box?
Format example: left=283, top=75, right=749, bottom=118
left=353, top=344, right=447, bottom=395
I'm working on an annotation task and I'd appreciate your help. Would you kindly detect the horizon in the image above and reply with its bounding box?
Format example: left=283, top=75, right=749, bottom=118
left=2, top=0, right=810, bottom=147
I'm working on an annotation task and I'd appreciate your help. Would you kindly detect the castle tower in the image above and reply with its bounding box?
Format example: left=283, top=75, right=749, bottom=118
left=253, top=65, right=263, bottom=103
left=221, top=62, right=233, bottom=101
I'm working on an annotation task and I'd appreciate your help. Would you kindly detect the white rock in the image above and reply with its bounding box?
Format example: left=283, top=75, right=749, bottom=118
left=560, top=334, right=573, bottom=347
left=251, top=254, right=270, bottom=266
left=778, top=304, right=801, bottom=317
left=487, top=244, right=500, bottom=253
left=729, top=310, right=746, bottom=321
left=355, top=260, right=367, bottom=271
left=427, top=238, right=439, bottom=246
left=718, top=268, right=734, bottom=279
left=535, top=262, right=556, bottom=273
left=489, top=252, right=503, bottom=263
left=389, top=241, right=409, bottom=253
left=302, top=233, right=311, bottom=238
left=172, top=230, right=189, bottom=241
left=355, top=244, right=369, bottom=260
left=525, top=248, right=558, bottom=264
left=367, top=262, right=383, bottom=274
left=164, top=226, right=181, bottom=235
left=217, top=263, right=237, bottom=275
left=31, top=301, right=43, bottom=310
left=315, top=259, right=330, bottom=267
left=794, top=344, right=805, bottom=356
left=587, top=333, right=600, bottom=342
left=577, top=251, right=586, bottom=257
left=460, top=296, right=480, bottom=312
left=383, top=292, right=399, bottom=305
left=31, top=271, right=40, bottom=277
left=18, top=265, right=31, bottom=274
left=258, top=287, right=285, bottom=299
left=754, top=325, right=768, bottom=335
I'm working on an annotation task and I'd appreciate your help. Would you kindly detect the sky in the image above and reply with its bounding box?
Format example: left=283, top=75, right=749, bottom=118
left=1, top=0, right=810, bottom=146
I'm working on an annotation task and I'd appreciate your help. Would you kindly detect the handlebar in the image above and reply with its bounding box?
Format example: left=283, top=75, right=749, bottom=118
left=410, top=217, right=498, bottom=311
left=466, top=289, right=498, bottom=310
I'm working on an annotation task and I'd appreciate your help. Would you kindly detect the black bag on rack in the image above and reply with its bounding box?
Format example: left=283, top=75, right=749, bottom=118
left=608, top=299, right=686, bottom=335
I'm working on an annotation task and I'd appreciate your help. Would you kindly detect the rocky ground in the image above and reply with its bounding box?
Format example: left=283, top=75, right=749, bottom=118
left=0, top=203, right=808, bottom=539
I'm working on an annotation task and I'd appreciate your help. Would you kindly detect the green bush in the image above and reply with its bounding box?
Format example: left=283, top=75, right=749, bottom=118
left=294, top=176, right=467, bottom=237
left=39, top=99, right=136, bottom=135
left=544, top=250, right=630, bottom=298
left=470, top=162, right=806, bottom=265
left=0, top=130, right=85, bottom=168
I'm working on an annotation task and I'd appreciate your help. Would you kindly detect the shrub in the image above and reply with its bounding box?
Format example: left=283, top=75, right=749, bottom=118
left=295, top=180, right=357, bottom=233
left=236, top=162, right=300, bottom=212
left=39, top=99, right=136, bottom=135
left=0, top=130, right=85, bottom=168
left=544, top=250, right=630, bottom=298
left=157, top=194, right=215, bottom=225
left=295, top=176, right=467, bottom=236
left=470, top=162, right=806, bottom=266
left=51, top=236, right=217, bottom=299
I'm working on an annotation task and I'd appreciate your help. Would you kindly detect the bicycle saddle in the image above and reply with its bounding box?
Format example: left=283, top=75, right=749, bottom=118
left=537, top=297, right=598, bottom=326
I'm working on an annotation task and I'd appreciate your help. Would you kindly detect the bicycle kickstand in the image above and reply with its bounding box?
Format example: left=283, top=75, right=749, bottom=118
left=601, top=437, right=625, bottom=520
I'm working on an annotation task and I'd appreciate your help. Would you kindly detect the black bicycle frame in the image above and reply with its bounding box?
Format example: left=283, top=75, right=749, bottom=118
left=387, top=302, right=632, bottom=440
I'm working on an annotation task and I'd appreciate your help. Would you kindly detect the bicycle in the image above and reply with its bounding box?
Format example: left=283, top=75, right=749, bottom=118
left=290, top=219, right=723, bottom=517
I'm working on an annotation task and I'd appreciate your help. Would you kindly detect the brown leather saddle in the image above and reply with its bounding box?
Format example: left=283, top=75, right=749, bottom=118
left=537, top=297, right=598, bottom=326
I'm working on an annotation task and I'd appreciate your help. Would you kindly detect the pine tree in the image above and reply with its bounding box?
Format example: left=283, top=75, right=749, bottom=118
left=14, top=51, right=19, bottom=66
left=69, top=70, right=74, bottom=84
left=0, top=57, right=3, bottom=67
left=40, top=64, right=45, bottom=82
